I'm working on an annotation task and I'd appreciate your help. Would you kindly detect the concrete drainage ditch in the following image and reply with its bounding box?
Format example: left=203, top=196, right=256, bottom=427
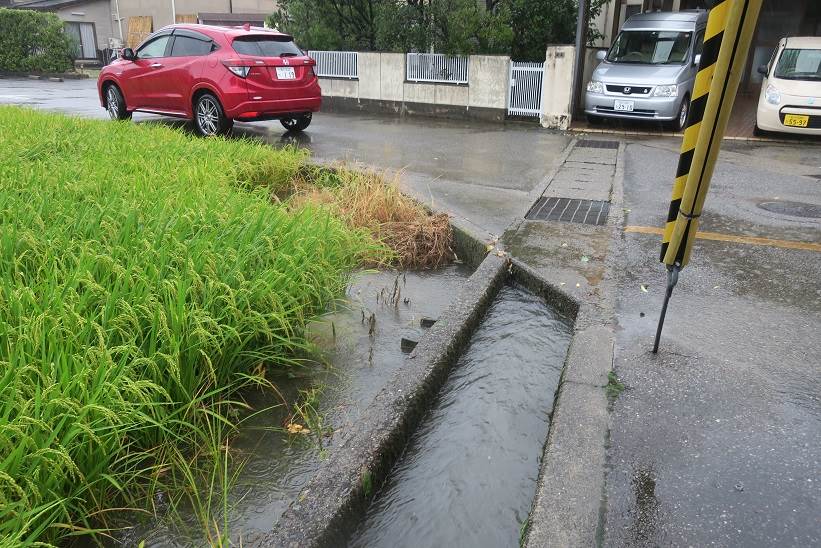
left=251, top=238, right=583, bottom=547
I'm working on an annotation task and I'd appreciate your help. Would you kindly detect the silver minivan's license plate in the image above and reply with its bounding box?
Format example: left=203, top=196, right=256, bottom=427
left=276, top=67, right=296, bottom=80
left=614, top=100, right=634, bottom=112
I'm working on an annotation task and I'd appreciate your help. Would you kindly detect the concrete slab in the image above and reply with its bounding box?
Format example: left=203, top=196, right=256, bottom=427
left=567, top=147, right=618, bottom=165
left=525, top=380, right=610, bottom=548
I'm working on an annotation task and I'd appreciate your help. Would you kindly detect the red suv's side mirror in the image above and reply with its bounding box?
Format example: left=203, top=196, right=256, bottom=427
left=122, top=48, right=136, bottom=61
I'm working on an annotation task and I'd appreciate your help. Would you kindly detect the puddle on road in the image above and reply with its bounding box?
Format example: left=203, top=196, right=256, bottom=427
left=118, top=265, right=472, bottom=547
left=348, top=284, right=573, bottom=548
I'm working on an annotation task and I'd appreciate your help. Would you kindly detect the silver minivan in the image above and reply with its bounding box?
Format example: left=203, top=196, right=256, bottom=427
left=585, top=10, right=708, bottom=131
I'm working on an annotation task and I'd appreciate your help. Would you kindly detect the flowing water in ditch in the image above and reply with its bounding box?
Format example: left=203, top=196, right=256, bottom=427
left=348, top=284, right=573, bottom=548
left=116, top=265, right=472, bottom=547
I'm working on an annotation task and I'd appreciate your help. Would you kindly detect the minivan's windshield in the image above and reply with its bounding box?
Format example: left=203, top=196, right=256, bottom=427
left=607, top=31, right=692, bottom=64
left=232, top=36, right=302, bottom=57
left=774, top=48, right=821, bottom=81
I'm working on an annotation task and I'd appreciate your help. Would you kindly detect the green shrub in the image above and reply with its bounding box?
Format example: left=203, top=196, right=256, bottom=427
left=0, top=107, right=375, bottom=545
left=0, top=8, right=75, bottom=73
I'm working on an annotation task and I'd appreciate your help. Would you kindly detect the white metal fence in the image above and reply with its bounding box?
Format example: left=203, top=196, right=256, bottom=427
left=508, top=61, right=544, bottom=117
left=308, top=50, right=359, bottom=79
left=406, top=53, right=469, bottom=84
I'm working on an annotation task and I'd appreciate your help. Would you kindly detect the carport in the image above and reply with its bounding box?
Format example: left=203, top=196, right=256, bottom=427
left=575, top=0, right=820, bottom=138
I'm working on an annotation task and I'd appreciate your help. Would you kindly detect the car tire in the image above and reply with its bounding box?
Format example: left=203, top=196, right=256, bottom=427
left=668, top=96, right=690, bottom=132
left=586, top=114, right=604, bottom=125
left=280, top=113, right=312, bottom=132
left=104, top=84, right=131, bottom=121
left=753, top=124, right=767, bottom=137
left=194, top=93, right=232, bottom=137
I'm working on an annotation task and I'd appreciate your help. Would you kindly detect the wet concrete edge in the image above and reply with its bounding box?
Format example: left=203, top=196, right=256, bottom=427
left=250, top=252, right=510, bottom=547
left=522, top=142, right=625, bottom=548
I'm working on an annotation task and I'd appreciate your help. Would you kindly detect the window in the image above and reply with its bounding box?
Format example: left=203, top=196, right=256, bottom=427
left=694, top=30, right=705, bottom=57
left=137, top=35, right=171, bottom=59
left=171, top=36, right=213, bottom=57
left=607, top=31, right=693, bottom=65
left=232, top=36, right=302, bottom=57
left=64, top=22, right=97, bottom=59
left=774, top=48, right=821, bottom=81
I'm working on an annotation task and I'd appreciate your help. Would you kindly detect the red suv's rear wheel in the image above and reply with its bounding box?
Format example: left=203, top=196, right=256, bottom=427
left=280, top=113, right=312, bottom=132
left=194, top=93, right=233, bottom=136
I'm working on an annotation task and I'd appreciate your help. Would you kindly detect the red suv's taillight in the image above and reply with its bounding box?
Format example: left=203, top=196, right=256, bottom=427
left=227, top=65, right=250, bottom=78
left=222, top=59, right=259, bottom=78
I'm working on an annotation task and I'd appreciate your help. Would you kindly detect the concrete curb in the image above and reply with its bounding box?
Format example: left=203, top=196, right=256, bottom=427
left=252, top=253, right=510, bottom=547
left=1, top=72, right=87, bottom=81
left=521, top=140, right=624, bottom=548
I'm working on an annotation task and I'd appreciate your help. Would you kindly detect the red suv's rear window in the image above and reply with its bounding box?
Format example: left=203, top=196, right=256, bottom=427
left=232, top=36, right=302, bottom=57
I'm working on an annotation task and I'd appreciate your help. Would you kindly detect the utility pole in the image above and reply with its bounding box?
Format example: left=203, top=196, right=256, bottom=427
left=171, top=0, right=176, bottom=23
left=570, top=0, right=589, bottom=117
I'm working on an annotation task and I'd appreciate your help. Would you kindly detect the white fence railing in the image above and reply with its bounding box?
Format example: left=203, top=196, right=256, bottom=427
left=308, top=50, right=358, bottom=79
left=406, top=53, right=469, bottom=84
left=508, top=61, right=544, bottom=117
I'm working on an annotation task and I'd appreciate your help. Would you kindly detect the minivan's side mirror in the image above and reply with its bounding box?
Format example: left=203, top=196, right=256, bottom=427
left=693, top=53, right=701, bottom=66
left=757, top=64, right=768, bottom=77
left=121, top=48, right=136, bottom=61
left=595, top=50, right=607, bottom=62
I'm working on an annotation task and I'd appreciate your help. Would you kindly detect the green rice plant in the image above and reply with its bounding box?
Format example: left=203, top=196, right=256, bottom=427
left=0, top=107, right=379, bottom=546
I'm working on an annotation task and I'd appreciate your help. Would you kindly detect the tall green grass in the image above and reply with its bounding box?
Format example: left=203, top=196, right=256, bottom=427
left=0, top=107, right=374, bottom=545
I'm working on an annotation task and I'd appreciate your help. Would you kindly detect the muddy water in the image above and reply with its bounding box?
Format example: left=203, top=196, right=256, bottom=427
left=349, top=284, right=573, bottom=548
left=119, top=265, right=471, bottom=546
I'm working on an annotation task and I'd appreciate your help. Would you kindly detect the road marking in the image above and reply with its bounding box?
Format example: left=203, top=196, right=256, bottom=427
left=625, top=225, right=821, bottom=252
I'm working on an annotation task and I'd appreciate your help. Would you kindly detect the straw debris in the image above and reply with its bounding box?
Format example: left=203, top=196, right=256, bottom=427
left=286, top=166, right=454, bottom=270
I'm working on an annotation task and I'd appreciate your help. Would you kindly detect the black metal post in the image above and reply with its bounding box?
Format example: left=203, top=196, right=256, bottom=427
left=570, top=0, right=589, bottom=117
left=652, top=264, right=680, bottom=353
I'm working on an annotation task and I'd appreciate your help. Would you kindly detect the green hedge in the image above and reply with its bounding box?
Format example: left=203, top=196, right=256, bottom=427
left=0, top=8, right=75, bottom=73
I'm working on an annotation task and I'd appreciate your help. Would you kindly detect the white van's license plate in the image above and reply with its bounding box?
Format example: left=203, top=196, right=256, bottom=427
left=614, top=100, right=634, bottom=112
left=276, top=67, right=296, bottom=80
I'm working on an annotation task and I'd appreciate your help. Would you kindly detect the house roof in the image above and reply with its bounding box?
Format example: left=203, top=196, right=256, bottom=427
left=12, top=0, right=99, bottom=10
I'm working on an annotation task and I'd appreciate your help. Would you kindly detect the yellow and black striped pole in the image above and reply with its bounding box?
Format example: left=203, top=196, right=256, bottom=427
left=653, top=0, right=763, bottom=353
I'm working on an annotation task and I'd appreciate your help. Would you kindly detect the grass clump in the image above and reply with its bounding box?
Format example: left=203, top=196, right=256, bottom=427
left=606, top=370, right=626, bottom=399
left=0, top=107, right=376, bottom=545
left=288, top=167, right=454, bottom=269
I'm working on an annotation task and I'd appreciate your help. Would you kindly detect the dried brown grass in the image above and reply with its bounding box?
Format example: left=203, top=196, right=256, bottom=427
left=286, top=166, right=454, bottom=269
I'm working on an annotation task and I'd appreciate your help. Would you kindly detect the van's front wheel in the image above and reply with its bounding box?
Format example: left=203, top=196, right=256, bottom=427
left=668, top=96, right=690, bottom=132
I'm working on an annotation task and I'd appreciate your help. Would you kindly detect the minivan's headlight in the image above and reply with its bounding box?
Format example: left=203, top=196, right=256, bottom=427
left=587, top=80, right=604, bottom=94
left=653, top=84, right=678, bottom=97
left=765, top=84, right=781, bottom=105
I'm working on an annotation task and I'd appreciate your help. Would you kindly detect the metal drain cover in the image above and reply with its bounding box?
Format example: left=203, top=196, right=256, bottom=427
left=526, top=197, right=610, bottom=226
left=757, top=201, right=821, bottom=219
left=576, top=139, right=619, bottom=150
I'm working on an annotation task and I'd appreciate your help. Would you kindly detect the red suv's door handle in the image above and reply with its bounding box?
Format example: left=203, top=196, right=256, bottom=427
left=150, top=63, right=163, bottom=68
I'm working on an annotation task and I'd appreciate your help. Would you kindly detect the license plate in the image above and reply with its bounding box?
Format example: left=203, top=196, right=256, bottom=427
left=614, top=100, right=634, bottom=112
left=276, top=67, right=296, bottom=80
left=783, top=114, right=809, bottom=127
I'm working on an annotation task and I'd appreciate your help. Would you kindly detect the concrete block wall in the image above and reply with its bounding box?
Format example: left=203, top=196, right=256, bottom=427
left=317, top=49, right=580, bottom=126
left=540, top=45, right=576, bottom=130
left=318, top=53, right=510, bottom=122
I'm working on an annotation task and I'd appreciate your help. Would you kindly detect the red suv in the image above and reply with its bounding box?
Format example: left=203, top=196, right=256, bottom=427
left=98, top=24, right=320, bottom=136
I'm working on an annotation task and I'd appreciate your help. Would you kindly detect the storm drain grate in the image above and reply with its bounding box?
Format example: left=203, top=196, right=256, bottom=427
left=576, top=139, right=620, bottom=150
left=757, top=200, right=821, bottom=219
left=526, top=197, right=610, bottom=226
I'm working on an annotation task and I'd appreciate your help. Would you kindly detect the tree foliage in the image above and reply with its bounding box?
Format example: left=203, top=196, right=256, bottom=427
left=269, top=0, right=587, bottom=60
left=0, top=8, right=75, bottom=73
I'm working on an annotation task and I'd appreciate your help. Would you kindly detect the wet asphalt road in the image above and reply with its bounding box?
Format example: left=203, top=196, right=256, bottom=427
left=607, top=140, right=820, bottom=547
left=2, top=77, right=820, bottom=546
